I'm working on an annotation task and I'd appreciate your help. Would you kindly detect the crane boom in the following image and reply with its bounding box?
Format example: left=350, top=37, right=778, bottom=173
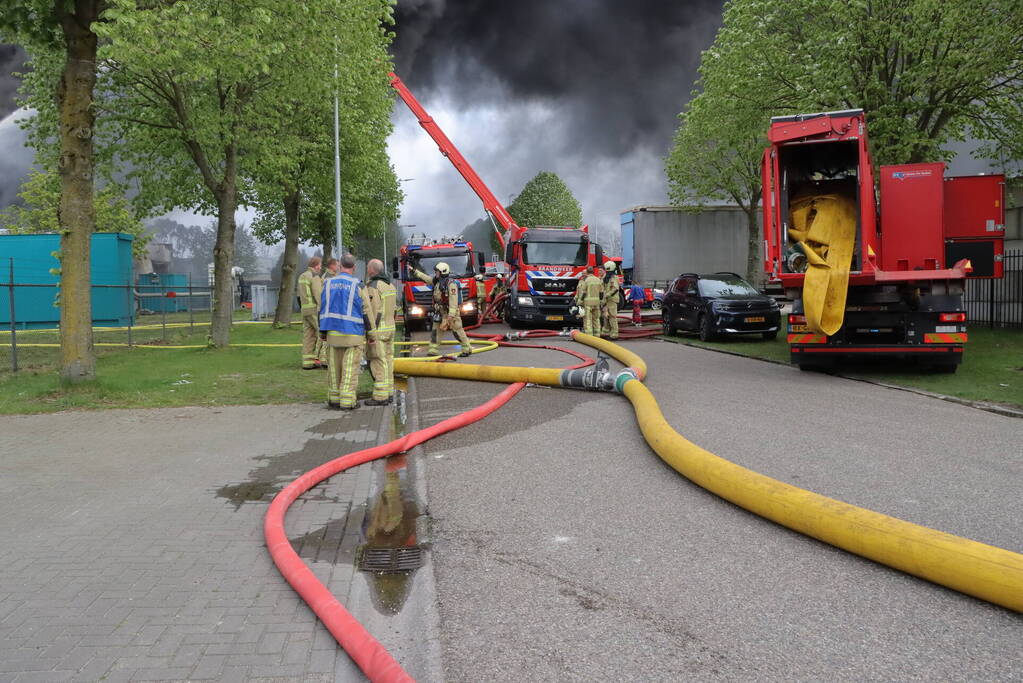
left=389, top=72, right=518, bottom=251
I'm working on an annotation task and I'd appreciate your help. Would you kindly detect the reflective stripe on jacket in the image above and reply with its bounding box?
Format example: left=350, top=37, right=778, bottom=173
left=319, top=273, right=367, bottom=337
left=298, top=269, right=321, bottom=312
left=368, top=277, right=397, bottom=333
left=575, top=275, right=602, bottom=306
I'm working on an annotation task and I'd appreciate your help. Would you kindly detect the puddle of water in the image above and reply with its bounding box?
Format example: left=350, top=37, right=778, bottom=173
left=362, top=457, right=421, bottom=614
left=286, top=509, right=354, bottom=563
left=214, top=427, right=352, bottom=509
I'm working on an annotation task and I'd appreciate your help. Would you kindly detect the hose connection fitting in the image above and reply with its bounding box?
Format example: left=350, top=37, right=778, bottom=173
left=559, top=353, right=617, bottom=391
left=504, top=332, right=521, bottom=341
left=613, top=368, right=639, bottom=393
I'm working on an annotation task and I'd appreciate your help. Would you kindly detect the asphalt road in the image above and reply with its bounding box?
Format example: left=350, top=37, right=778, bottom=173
left=408, top=324, right=1023, bottom=682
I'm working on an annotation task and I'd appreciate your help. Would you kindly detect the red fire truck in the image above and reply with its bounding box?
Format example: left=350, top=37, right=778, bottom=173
left=394, top=235, right=486, bottom=332
left=389, top=73, right=605, bottom=328
left=762, top=109, right=1005, bottom=372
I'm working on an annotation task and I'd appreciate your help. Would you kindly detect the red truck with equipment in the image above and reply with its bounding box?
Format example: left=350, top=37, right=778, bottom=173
left=762, top=109, right=1005, bottom=372
left=389, top=73, right=606, bottom=328
left=394, top=234, right=486, bottom=332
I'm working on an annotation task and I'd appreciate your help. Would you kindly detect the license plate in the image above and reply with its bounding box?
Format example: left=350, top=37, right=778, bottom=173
left=547, top=315, right=564, bottom=321
left=790, top=324, right=809, bottom=332
left=745, top=316, right=765, bottom=323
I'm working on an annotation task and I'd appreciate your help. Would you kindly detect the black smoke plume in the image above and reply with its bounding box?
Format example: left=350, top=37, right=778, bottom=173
left=392, top=0, right=724, bottom=157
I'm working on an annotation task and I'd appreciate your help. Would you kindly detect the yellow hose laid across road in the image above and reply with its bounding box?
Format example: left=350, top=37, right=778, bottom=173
left=394, top=333, right=1023, bottom=612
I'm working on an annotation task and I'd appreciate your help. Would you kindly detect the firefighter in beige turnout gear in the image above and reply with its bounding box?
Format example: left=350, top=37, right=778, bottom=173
left=297, top=257, right=324, bottom=369
left=364, top=259, right=396, bottom=405
left=600, top=260, right=620, bottom=340
left=412, top=262, right=473, bottom=357
left=319, top=254, right=377, bottom=410
left=574, top=265, right=603, bottom=336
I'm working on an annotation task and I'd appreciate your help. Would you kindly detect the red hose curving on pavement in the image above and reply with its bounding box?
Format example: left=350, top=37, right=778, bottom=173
left=266, top=343, right=593, bottom=682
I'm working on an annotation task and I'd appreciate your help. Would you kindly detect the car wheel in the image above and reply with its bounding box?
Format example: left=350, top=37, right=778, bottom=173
left=650, top=299, right=662, bottom=311
left=661, top=311, right=675, bottom=336
left=698, top=313, right=716, bottom=341
left=762, top=330, right=778, bottom=341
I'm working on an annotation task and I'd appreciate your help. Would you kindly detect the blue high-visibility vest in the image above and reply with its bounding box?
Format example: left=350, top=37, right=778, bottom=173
left=319, top=273, right=366, bottom=336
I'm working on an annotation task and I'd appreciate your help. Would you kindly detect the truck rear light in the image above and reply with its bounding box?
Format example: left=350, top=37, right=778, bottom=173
left=788, top=314, right=806, bottom=324
left=939, top=313, right=966, bottom=323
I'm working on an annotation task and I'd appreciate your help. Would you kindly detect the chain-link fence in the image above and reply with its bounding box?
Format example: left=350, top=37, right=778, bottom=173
left=2, top=265, right=285, bottom=374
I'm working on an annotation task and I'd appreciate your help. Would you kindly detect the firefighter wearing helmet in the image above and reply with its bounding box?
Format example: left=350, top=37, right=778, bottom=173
left=474, top=273, right=488, bottom=321
left=573, top=265, right=603, bottom=336
left=411, top=261, right=473, bottom=358
left=600, top=260, right=620, bottom=340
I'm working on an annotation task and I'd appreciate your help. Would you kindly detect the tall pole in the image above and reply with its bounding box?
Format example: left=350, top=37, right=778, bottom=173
left=333, top=66, right=344, bottom=258
left=382, top=216, right=387, bottom=266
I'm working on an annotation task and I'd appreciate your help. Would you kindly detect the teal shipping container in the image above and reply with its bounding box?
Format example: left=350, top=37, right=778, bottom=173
left=0, top=232, right=135, bottom=329
left=136, top=272, right=189, bottom=313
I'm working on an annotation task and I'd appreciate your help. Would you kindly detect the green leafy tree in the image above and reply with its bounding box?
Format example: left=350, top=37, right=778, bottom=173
left=250, top=90, right=400, bottom=326
left=93, top=0, right=395, bottom=347
left=2, top=0, right=111, bottom=382
left=667, top=0, right=1023, bottom=281
left=495, top=171, right=583, bottom=253
left=2, top=167, right=150, bottom=256
left=508, top=171, right=583, bottom=228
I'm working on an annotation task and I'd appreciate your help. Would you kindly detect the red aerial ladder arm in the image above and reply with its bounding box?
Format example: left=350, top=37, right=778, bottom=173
left=389, top=72, right=519, bottom=251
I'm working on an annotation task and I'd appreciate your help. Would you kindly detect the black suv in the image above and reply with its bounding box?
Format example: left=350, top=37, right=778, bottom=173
left=661, top=272, right=780, bottom=341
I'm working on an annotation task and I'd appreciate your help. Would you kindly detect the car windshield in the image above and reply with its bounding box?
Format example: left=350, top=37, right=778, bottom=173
left=412, top=252, right=473, bottom=278
left=698, top=276, right=760, bottom=298
left=521, top=241, right=588, bottom=266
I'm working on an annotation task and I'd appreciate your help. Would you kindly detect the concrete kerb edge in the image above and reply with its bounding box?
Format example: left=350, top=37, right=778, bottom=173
left=655, top=334, right=1023, bottom=420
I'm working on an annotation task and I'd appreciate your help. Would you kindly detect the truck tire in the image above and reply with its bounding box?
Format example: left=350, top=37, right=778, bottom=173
left=933, top=362, right=959, bottom=374
left=698, top=313, right=716, bottom=342
left=503, top=305, right=524, bottom=329
left=762, top=330, right=778, bottom=341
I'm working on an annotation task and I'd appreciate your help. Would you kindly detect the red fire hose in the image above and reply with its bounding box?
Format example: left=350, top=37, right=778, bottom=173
left=265, top=342, right=593, bottom=682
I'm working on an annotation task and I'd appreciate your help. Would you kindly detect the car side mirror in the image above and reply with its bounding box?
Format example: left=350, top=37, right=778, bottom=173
left=686, top=287, right=697, bottom=295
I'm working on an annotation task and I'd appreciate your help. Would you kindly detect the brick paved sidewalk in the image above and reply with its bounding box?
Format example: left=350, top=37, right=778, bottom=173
left=0, top=399, right=399, bottom=682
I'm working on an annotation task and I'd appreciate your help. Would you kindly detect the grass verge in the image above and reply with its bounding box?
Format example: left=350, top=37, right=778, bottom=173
left=0, top=319, right=376, bottom=414
left=659, top=327, right=1023, bottom=410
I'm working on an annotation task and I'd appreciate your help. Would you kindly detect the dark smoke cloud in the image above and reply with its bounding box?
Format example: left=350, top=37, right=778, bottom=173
left=392, top=0, right=725, bottom=157
left=388, top=1, right=724, bottom=248
left=0, top=45, right=27, bottom=120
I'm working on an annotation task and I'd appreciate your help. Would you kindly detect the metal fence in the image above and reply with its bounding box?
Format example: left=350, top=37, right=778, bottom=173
left=964, top=249, right=1023, bottom=329
left=2, top=267, right=284, bottom=374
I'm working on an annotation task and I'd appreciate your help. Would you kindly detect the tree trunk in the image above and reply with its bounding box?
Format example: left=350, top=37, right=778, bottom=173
left=744, top=203, right=763, bottom=287
left=272, top=187, right=302, bottom=327
left=56, top=7, right=100, bottom=383
left=209, top=156, right=238, bottom=347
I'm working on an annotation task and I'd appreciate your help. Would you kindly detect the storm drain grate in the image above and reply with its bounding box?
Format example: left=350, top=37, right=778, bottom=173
left=357, top=545, right=424, bottom=573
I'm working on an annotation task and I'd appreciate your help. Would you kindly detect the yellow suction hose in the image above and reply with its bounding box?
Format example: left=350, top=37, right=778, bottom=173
left=394, top=331, right=1023, bottom=612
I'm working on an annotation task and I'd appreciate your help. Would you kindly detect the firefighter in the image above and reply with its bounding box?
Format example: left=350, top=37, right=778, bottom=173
left=364, top=258, right=396, bottom=405
left=627, top=281, right=645, bottom=326
left=474, top=274, right=488, bottom=321
left=322, top=257, right=339, bottom=280
left=601, top=260, right=620, bottom=340
left=297, top=256, right=323, bottom=369
left=319, top=253, right=377, bottom=410
left=573, top=265, right=603, bottom=336
left=412, top=262, right=473, bottom=357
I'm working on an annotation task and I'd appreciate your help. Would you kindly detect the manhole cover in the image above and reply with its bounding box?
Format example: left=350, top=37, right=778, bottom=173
left=357, top=546, right=424, bottom=573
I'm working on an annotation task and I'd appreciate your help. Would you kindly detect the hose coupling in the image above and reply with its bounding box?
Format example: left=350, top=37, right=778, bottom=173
left=613, top=368, right=639, bottom=393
